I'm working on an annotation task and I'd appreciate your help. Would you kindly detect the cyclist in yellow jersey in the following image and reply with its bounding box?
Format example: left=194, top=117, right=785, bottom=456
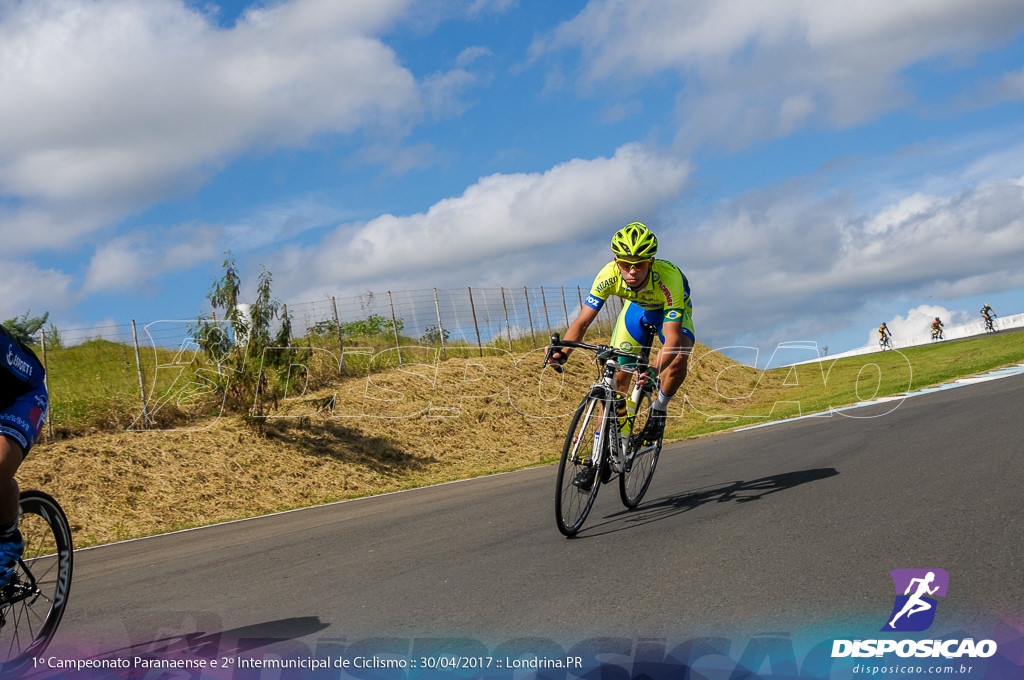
left=546, top=222, right=694, bottom=445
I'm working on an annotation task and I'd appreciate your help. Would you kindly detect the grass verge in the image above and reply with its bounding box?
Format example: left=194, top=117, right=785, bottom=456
left=19, top=332, right=1024, bottom=547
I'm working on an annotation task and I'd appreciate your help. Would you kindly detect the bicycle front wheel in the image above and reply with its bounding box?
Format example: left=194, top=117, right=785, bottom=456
left=555, top=395, right=606, bottom=536
left=0, top=490, right=73, bottom=672
left=620, top=388, right=662, bottom=508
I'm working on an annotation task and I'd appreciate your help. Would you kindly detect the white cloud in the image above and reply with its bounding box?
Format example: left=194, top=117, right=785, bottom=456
left=685, top=169, right=1024, bottom=347
left=265, top=139, right=1024, bottom=358
left=777, top=94, right=817, bottom=136
left=864, top=193, right=941, bottom=236
left=274, top=143, right=692, bottom=300
left=467, top=0, right=518, bottom=17
left=987, top=66, right=1024, bottom=102
left=0, top=0, right=430, bottom=244
left=0, top=203, right=125, bottom=254
left=0, top=261, right=75, bottom=321
left=600, top=100, right=644, bottom=124
left=422, top=47, right=495, bottom=120
left=82, top=225, right=219, bottom=294
left=222, top=198, right=346, bottom=251
left=537, top=0, right=1024, bottom=149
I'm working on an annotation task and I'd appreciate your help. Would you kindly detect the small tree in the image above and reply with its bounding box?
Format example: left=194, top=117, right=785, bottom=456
left=420, top=324, right=450, bottom=345
left=248, top=266, right=281, bottom=348
left=45, top=322, right=64, bottom=349
left=190, top=253, right=291, bottom=425
left=3, top=311, right=49, bottom=345
left=338, top=314, right=404, bottom=337
left=308, top=319, right=336, bottom=336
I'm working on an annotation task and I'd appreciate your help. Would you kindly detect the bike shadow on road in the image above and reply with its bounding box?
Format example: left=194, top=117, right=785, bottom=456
left=583, top=467, right=839, bottom=536
left=61, top=616, right=332, bottom=671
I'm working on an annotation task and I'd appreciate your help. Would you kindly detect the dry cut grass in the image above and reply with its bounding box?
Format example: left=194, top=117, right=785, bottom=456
left=22, top=331, right=1024, bottom=548
left=21, top=341, right=746, bottom=547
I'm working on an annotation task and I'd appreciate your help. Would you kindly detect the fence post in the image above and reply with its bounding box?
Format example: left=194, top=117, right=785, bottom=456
left=433, top=288, right=447, bottom=361
left=468, top=287, right=483, bottom=357
left=39, top=328, right=53, bottom=440
left=541, top=286, right=552, bottom=336
left=501, top=287, right=513, bottom=352
left=576, top=286, right=586, bottom=331
left=387, top=291, right=403, bottom=365
left=561, top=285, right=570, bottom=327
left=331, top=296, right=348, bottom=376
left=524, top=287, right=536, bottom=347
left=131, top=320, right=151, bottom=429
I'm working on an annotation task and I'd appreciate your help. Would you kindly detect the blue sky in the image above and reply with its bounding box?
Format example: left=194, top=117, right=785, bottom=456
left=3, top=0, right=1024, bottom=362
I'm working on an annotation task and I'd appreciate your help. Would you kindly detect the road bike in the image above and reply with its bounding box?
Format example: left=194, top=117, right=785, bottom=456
left=983, top=316, right=997, bottom=333
left=543, top=325, right=665, bottom=537
left=0, top=489, right=73, bottom=673
left=879, top=335, right=892, bottom=350
left=931, top=328, right=944, bottom=342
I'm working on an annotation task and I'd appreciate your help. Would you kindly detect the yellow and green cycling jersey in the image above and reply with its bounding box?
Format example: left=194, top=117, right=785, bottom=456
left=584, top=259, right=695, bottom=353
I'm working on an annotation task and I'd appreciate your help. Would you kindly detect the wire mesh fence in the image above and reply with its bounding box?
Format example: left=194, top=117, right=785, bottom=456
left=31, top=285, right=625, bottom=436
left=284, top=286, right=623, bottom=353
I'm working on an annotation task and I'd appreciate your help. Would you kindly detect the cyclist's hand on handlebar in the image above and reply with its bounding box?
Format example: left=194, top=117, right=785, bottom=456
left=543, top=347, right=567, bottom=372
left=634, top=366, right=656, bottom=388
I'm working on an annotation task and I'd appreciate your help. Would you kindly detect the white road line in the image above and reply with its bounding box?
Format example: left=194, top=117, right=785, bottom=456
left=736, top=363, right=1024, bottom=432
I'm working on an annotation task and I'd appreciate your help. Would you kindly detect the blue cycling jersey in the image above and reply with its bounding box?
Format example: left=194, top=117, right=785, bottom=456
left=0, top=325, right=48, bottom=454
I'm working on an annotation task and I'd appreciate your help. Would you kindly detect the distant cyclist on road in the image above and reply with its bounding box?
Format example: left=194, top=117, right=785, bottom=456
left=546, top=222, right=694, bottom=451
left=931, top=317, right=944, bottom=340
left=878, top=323, right=892, bottom=348
left=980, top=304, right=997, bottom=332
left=0, top=324, right=48, bottom=586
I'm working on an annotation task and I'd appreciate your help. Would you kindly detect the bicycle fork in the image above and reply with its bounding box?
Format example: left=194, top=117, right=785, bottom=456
left=603, top=408, right=626, bottom=474
left=604, top=383, right=644, bottom=473
left=573, top=382, right=644, bottom=474
left=572, top=396, right=625, bottom=475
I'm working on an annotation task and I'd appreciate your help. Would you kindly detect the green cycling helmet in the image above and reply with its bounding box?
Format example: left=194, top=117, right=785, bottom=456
left=611, top=222, right=658, bottom=258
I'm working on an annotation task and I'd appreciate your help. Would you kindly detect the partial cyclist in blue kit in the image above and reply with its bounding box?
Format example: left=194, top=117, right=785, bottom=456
left=0, top=324, right=49, bottom=586
left=547, top=222, right=695, bottom=453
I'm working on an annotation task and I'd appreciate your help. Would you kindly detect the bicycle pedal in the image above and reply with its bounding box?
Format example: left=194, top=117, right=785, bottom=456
left=573, top=464, right=597, bottom=491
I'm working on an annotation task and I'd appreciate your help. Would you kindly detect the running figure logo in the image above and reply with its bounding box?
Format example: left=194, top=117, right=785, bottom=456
left=882, top=569, right=949, bottom=632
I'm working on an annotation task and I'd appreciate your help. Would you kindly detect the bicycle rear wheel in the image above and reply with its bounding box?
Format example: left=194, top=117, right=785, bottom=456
left=619, top=387, right=662, bottom=508
left=0, top=490, right=73, bottom=672
left=555, top=395, right=606, bottom=536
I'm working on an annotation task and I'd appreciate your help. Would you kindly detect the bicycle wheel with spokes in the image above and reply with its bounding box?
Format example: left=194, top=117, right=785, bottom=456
left=0, top=490, right=73, bottom=673
left=555, top=395, right=607, bottom=536
left=620, top=387, right=662, bottom=508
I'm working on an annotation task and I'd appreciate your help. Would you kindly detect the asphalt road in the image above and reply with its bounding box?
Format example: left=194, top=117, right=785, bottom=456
left=41, top=371, right=1024, bottom=669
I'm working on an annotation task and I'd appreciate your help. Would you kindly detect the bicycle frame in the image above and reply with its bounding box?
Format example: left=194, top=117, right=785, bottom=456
left=546, top=322, right=665, bottom=535
left=586, top=363, right=626, bottom=468
left=550, top=334, right=656, bottom=458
